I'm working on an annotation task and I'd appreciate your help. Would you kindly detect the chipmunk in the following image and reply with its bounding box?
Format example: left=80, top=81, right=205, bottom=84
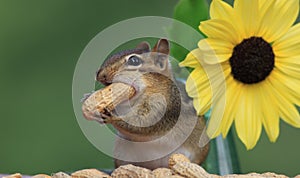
left=90, top=39, right=209, bottom=169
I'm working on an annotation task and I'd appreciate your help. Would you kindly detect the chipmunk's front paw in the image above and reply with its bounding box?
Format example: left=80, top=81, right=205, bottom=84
left=93, top=109, right=113, bottom=124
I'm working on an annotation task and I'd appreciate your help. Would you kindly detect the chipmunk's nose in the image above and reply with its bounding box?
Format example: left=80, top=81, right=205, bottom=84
left=96, top=68, right=111, bottom=85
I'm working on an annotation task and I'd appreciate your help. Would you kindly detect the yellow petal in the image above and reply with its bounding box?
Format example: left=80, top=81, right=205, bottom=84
left=275, top=61, right=300, bottom=103
left=275, top=45, right=300, bottom=58
left=274, top=90, right=300, bottom=128
left=198, top=38, right=233, bottom=52
left=234, top=0, right=259, bottom=38
left=204, top=63, right=230, bottom=101
left=273, top=23, right=300, bottom=58
left=188, top=84, right=212, bottom=115
left=210, top=0, right=234, bottom=21
left=198, top=38, right=233, bottom=64
left=199, top=19, right=240, bottom=45
left=186, top=67, right=208, bottom=97
left=273, top=23, right=300, bottom=48
left=202, top=53, right=232, bottom=65
left=206, top=65, right=233, bottom=138
left=259, top=82, right=280, bottom=142
left=267, top=72, right=300, bottom=127
left=186, top=67, right=212, bottom=115
left=271, top=69, right=300, bottom=96
left=269, top=69, right=300, bottom=107
left=193, top=93, right=212, bottom=115
left=257, top=0, right=299, bottom=43
left=234, top=85, right=262, bottom=150
left=257, top=0, right=273, bottom=29
left=276, top=61, right=300, bottom=79
left=206, top=90, right=226, bottom=138
left=186, top=62, right=231, bottom=115
left=179, top=49, right=202, bottom=68
left=276, top=56, right=300, bottom=67
left=258, top=0, right=272, bottom=11
left=221, top=76, right=240, bottom=137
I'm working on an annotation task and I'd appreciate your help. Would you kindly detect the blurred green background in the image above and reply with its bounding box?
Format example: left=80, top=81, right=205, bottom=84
left=0, top=0, right=300, bottom=177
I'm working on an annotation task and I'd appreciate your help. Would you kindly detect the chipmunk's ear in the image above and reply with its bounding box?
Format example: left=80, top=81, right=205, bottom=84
left=152, top=39, right=169, bottom=55
left=136, top=41, right=150, bottom=51
left=152, top=39, right=170, bottom=70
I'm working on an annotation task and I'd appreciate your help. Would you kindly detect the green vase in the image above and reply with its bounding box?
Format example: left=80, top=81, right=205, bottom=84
left=202, top=130, right=240, bottom=175
left=202, top=112, right=240, bottom=175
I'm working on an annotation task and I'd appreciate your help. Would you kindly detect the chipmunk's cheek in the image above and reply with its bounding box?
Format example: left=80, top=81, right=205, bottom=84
left=114, top=96, right=136, bottom=115
left=112, top=72, right=145, bottom=94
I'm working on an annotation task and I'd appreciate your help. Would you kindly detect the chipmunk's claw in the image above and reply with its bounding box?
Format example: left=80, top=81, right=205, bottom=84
left=81, top=93, right=91, bottom=102
left=80, top=91, right=95, bottom=102
left=93, top=110, right=113, bottom=124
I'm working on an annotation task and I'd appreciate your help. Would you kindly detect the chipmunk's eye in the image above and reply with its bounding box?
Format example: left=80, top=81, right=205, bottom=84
left=127, top=55, right=142, bottom=66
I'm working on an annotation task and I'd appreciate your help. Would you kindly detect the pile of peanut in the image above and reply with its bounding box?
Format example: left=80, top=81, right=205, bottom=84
left=3, top=154, right=297, bottom=178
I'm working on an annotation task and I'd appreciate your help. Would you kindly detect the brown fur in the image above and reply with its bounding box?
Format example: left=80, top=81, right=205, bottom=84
left=96, top=39, right=209, bottom=169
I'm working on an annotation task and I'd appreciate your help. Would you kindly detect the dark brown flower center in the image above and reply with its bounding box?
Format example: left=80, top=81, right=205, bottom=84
left=229, top=37, right=275, bottom=84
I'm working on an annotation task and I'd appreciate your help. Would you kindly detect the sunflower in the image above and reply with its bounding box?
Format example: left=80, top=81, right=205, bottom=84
left=180, top=0, right=300, bottom=149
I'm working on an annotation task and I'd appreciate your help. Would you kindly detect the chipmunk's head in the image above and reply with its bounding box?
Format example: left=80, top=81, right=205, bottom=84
left=96, top=39, right=173, bottom=91
left=95, top=39, right=181, bottom=136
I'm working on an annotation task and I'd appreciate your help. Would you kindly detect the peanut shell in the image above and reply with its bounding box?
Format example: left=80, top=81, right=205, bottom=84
left=32, top=174, right=51, bottom=178
left=152, top=168, right=172, bottom=178
left=111, top=164, right=154, bottom=178
left=82, top=82, right=135, bottom=121
left=168, top=153, right=191, bottom=168
left=172, top=162, right=220, bottom=178
left=71, top=169, right=111, bottom=178
left=3, top=173, right=22, bottom=178
left=51, top=172, right=71, bottom=178
left=167, top=175, right=185, bottom=178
